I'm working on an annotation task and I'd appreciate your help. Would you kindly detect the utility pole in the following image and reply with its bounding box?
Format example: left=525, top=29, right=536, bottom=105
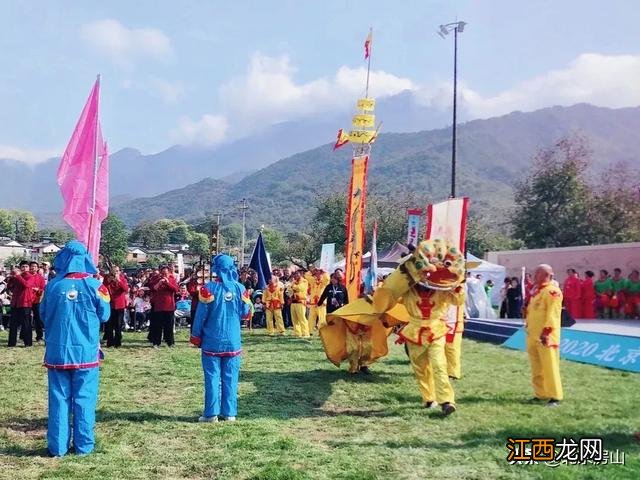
left=239, top=199, right=249, bottom=267
left=207, top=212, right=223, bottom=280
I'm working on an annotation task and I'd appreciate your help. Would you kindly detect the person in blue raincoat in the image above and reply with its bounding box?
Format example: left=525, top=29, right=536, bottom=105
left=190, top=254, right=252, bottom=422
left=39, top=241, right=110, bottom=456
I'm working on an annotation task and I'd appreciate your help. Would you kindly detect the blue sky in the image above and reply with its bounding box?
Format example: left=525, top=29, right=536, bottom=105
left=1, top=0, right=639, bottom=163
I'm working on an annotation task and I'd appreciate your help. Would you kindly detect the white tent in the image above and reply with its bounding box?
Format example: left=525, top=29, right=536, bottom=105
left=330, top=251, right=371, bottom=272
left=467, top=253, right=507, bottom=307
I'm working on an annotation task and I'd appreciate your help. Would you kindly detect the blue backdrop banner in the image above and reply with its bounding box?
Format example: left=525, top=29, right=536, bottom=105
left=503, top=328, right=640, bottom=373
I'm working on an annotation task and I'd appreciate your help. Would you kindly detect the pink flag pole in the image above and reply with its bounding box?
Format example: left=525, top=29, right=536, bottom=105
left=86, top=74, right=101, bottom=258
left=57, top=75, right=109, bottom=264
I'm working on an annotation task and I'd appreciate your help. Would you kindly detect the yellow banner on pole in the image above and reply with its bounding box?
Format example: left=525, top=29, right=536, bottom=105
left=344, top=155, right=368, bottom=301
left=348, top=130, right=377, bottom=144
left=356, top=98, right=375, bottom=110
left=352, top=113, right=375, bottom=128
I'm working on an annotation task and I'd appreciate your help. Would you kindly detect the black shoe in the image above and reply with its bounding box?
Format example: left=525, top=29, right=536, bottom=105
left=546, top=399, right=561, bottom=408
left=448, top=375, right=459, bottom=380
left=423, top=401, right=438, bottom=409
left=441, top=402, right=456, bottom=416
left=359, top=366, right=371, bottom=375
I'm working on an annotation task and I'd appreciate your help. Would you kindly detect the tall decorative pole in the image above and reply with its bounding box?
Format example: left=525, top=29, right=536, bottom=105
left=333, top=28, right=381, bottom=301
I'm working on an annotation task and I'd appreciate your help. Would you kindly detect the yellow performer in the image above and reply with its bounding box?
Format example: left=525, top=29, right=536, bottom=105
left=525, top=264, right=564, bottom=407
left=263, top=276, right=285, bottom=335
left=324, top=239, right=466, bottom=415
left=305, top=268, right=330, bottom=334
left=288, top=271, right=310, bottom=338
left=444, top=301, right=465, bottom=379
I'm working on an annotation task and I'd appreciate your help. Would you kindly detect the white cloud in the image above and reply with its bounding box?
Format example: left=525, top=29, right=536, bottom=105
left=170, top=114, right=229, bottom=146
left=0, top=145, right=59, bottom=166
left=148, top=77, right=185, bottom=104
left=457, top=53, right=640, bottom=118
left=81, top=19, right=172, bottom=65
left=218, top=53, right=415, bottom=129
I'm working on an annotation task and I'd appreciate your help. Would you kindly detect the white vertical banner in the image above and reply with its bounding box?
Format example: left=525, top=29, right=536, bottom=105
left=406, top=208, right=422, bottom=246
left=176, top=253, right=185, bottom=277
left=319, top=243, right=336, bottom=271
left=424, top=197, right=470, bottom=251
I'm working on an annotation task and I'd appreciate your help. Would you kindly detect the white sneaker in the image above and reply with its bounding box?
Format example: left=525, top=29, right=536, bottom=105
left=221, top=416, right=236, bottom=422
left=198, top=416, right=218, bottom=423
left=152, top=345, right=159, bottom=349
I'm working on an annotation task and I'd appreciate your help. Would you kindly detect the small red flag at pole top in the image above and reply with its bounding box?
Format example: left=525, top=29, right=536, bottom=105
left=364, top=29, right=372, bottom=59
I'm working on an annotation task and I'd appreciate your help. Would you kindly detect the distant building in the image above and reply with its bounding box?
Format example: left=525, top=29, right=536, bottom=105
left=0, top=240, right=31, bottom=267
left=147, top=249, right=177, bottom=259
left=166, top=243, right=190, bottom=251
left=31, top=243, right=61, bottom=257
left=126, top=246, right=148, bottom=264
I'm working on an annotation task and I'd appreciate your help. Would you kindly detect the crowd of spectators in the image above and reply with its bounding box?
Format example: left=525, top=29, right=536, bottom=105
left=493, top=268, right=640, bottom=320
left=0, top=260, right=353, bottom=347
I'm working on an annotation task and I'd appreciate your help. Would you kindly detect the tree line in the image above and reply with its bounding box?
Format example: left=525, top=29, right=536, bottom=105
left=4, top=135, right=638, bottom=269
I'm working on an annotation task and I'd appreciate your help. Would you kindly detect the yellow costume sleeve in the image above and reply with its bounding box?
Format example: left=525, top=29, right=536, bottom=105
left=278, top=287, right=284, bottom=305
left=372, top=267, right=413, bottom=313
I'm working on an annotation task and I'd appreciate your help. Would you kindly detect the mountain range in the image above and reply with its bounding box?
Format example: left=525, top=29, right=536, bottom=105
left=111, top=103, right=640, bottom=231
left=0, top=90, right=452, bottom=214
left=1, top=100, right=639, bottom=232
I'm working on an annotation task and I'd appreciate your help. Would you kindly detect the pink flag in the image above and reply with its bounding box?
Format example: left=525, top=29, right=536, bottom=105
left=57, top=77, right=109, bottom=263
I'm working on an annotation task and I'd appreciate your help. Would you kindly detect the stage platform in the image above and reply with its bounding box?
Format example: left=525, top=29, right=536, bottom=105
left=465, top=317, right=640, bottom=344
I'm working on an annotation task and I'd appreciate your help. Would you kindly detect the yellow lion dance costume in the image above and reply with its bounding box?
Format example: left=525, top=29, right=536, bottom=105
left=321, top=238, right=466, bottom=416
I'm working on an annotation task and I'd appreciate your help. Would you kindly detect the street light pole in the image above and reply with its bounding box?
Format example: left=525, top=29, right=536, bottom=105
left=451, top=25, right=458, bottom=198
left=438, top=21, right=466, bottom=199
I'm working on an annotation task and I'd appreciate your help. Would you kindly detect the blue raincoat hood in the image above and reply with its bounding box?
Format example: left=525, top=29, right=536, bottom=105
left=211, top=254, right=238, bottom=287
left=53, top=240, right=97, bottom=277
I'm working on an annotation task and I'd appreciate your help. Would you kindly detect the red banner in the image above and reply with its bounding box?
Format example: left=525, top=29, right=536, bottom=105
left=344, top=155, right=368, bottom=301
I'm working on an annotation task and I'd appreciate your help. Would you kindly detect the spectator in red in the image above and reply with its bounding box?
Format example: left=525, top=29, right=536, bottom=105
left=626, top=270, right=640, bottom=319
left=105, top=266, right=129, bottom=348
left=523, top=272, right=534, bottom=304
left=581, top=271, right=596, bottom=319
left=144, top=268, right=161, bottom=343
left=610, top=268, right=627, bottom=318
left=7, top=261, right=34, bottom=347
left=150, top=265, right=179, bottom=348
left=30, top=261, right=46, bottom=343
left=562, top=268, right=582, bottom=320
left=184, top=269, right=200, bottom=333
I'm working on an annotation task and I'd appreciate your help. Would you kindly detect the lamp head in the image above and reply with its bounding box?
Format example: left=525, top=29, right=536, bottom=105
left=457, top=21, right=467, bottom=32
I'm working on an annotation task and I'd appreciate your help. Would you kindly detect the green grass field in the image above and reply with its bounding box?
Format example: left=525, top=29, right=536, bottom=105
left=0, top=329, right=638, bottom=480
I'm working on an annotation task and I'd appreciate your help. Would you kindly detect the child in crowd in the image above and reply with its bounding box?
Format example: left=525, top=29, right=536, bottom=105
left=251, top=294, right=265, bottom=328
left=133, top=292, right=151, bottom=331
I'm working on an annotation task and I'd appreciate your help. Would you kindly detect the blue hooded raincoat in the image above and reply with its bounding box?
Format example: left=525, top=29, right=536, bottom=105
left=39, top=241, right=110, bottom=456
left=191, top=255, right=252, bottom=418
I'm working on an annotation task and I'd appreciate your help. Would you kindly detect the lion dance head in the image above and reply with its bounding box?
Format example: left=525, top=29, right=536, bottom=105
left=407, top=238, right=465, bottom=290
